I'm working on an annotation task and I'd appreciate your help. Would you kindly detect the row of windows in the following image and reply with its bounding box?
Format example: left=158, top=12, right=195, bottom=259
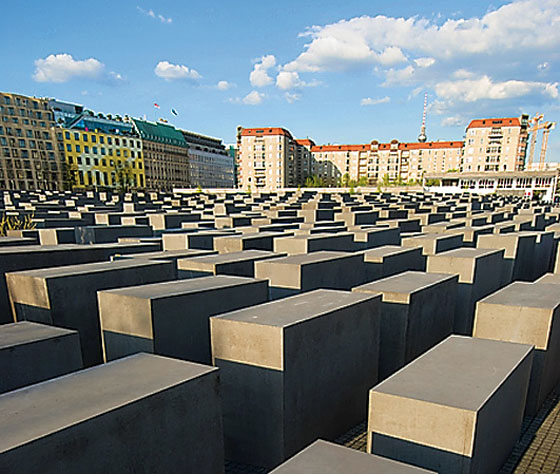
left=66, top=144, right=141, bottom=159
left=1, top=116, right=49, bottom=127
left=66, top=155, right=143, bottom=169
left=2, top=148, right=56, bottom=160
left=2, top=96, right=45, bottom=109
left=0, top=106, right=52, bottom=120
left=64, top=131, right=140, bottom=148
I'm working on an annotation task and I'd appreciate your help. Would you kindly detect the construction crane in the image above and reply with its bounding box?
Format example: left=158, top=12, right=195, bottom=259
left=418, top=93, right=427, bottom=143
left=527, top=113, right=544, bottom=169
left=538, top=121, right=556, bottom=171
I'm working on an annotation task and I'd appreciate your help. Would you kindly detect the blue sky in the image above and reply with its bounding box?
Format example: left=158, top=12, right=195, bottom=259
left=3, top=0, right=559, bottom=159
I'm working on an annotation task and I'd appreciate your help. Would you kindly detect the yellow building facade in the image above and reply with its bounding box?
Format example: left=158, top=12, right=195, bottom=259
left=62, top=129, right=145, bottom=190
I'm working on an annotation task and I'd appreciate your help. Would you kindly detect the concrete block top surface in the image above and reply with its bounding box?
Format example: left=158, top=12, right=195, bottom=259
left=479, top=282, right=560, bottom=310
left=353, top=271, right=457, bottom=302
left=363, top=245, right=421, bottom=262
left=0, top=353, right=217, bottom=453
left=372, top=335, right=533, bottom=411
left=269, top=440, right=436, bottom=474
left=0, top=321, right=77, bottom=349
left=256, top=251, right=352, bottom=266
left=212, top=289, right=379, bottom=328
left=99, top=275, right=265, bottom=299
left=537, top=273, right=560, bottom=285
left=6, top=258, right=171, bottom=279
left=178, top=250, right=283, bottom=268
left=430, top=247, right=502, bottom=259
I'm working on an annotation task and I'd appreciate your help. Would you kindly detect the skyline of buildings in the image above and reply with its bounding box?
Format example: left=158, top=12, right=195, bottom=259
left=0, top=89, right=555, bottom=193
left=235, top=114, right=536, bottom=191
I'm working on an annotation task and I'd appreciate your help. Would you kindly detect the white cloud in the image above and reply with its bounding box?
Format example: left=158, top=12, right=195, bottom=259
left=435, top=75, right=559, bottom=102
left=441, top=115, right=464, bottom=126
left=285, top=92, right=301, bottom=103
left=137, top=6, right=172, bottom=24
left=154, top=61, right=201, bottom=81
left=383, top=65, right=416, bottom=86
left=360, top=96, right=391, bottom=106
left=538, top=62, right=550, bottom=71
left=33, top=54, right=106, bottom=83
left=217, top=80, right=234, bottom=90
left=276, top=71, right=304, bottom=90
left=249, top=55, right=276, bottom=87
left=243, top=90, right=265, bottom=105
left=414, top=57, right=435, bottom=68
left=283, top=0, right=560, bottom=73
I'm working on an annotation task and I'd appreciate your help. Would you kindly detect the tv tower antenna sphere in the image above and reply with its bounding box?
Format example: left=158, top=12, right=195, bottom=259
left=418, top=92, right=428, bottom=143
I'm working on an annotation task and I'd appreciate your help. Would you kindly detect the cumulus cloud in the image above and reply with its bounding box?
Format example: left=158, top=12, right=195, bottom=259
left=276, top=71, right=304, bottom=90
left=217, top=80, right=234, bottom=90
left=283, top=0, right=560, bottom=73
left=414, top=57, right=436, bottom=68
left=33, top=54, right=107, bottom=83
left=249, top=55, right=276, bottom=87
left=137, top=6, right=172, bottom=24
left=435, top=75, right=559, bottom=102
left=360, top=96, right=391, bottom=106
left=242, top=90, right=265, bottom=105
left=154, top=61, right=201, bottom=81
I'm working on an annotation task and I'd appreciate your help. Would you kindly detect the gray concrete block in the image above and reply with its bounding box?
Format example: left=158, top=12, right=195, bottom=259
left=255, top=251, right=366, bottom=299
left=269, top=440, right=436, bottom=474
left=474, top=282, right=560, bottom=415
left=6, top=260, right=176, bottom=366
left=178, top=250, right=284, bottom=279
left=211, top=289, right=381, bottom=468
left=477, top=233, right=536, bottom=284
left=353, top=271, right=457, bottom=380
left=99, top=275, right=268, bottom=364
left=0, top=243, right=160, bottom=324
left=0, top=353, right=223, bottom=474
left=214, top=232, right=290, bottom=254
left=363, top=245, right=425, bottom=281
left=427, top=248, right=504, bottom=334
left=402, top=233, right=463, bottom=256
left=274, top=233, right=356, bottom=255
left=368, top=336, right=533, bottom=474
left=351, top=227, right=401, bottom=250
left=0, top=322, right=82, bottom=394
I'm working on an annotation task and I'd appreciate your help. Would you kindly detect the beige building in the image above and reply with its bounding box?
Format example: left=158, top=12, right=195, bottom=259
left=464, top=116, right=529, bottom=172
left=132, top=119, right=190, bottom=191
left=237, top=127, right=299, bottom=190
left=309, top=140, right=463, bottom=185
left=0, top=92, right=63, bottom=190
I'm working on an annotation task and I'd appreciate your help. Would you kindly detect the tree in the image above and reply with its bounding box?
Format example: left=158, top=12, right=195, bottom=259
left=357, top=176, right=368, bottom=187
left=341, top=173, right=351, bottom=188
left=113, top=160, right=135, bottom=193
left=305, top=175, right=325, bottom=188
left=381, top=174, right=391, bottom=186
left=61, top=161, right=79, bottom=191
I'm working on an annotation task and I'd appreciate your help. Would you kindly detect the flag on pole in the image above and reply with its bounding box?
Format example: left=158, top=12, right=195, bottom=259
left=154, top=103, right=160, bottom=109
left=171, top=108, right=178, bottom=116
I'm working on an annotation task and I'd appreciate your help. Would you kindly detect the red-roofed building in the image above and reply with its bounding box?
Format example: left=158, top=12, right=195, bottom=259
left=464, top=115, right=529, bottom=172
left=236, top=126, right=306, bottom=190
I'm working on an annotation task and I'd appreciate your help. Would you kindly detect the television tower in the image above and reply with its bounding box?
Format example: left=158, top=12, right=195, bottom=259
left=418, top=92, right=427, bottom=143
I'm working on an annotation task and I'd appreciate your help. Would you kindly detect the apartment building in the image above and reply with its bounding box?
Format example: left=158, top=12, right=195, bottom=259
left=464, top=116, right=529, bottom=172
left=132, top=119, right=190, bottom=191
left=182, top=130, right=234, bottom=188
left=236, top=127, right=298, bottom=190
left=0, top=92, right=63, bottom=190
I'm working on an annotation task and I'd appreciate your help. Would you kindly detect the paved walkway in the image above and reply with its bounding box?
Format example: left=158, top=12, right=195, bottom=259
left=225, top=386, right=560, bottom=473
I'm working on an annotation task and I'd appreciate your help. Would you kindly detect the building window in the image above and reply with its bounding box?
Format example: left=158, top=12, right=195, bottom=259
left=83, top=134, right=88, bottom=142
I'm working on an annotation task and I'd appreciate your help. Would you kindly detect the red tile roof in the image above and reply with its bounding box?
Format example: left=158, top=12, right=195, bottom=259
left=399, top=141, right=464, bottom=150
left=240, top=127, right=293, bottom=138
left=467, top=118, right=521, bottom=129
left=295, top=139, right=316, bottom=147
left=311, top=144, right=369, bottom=152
